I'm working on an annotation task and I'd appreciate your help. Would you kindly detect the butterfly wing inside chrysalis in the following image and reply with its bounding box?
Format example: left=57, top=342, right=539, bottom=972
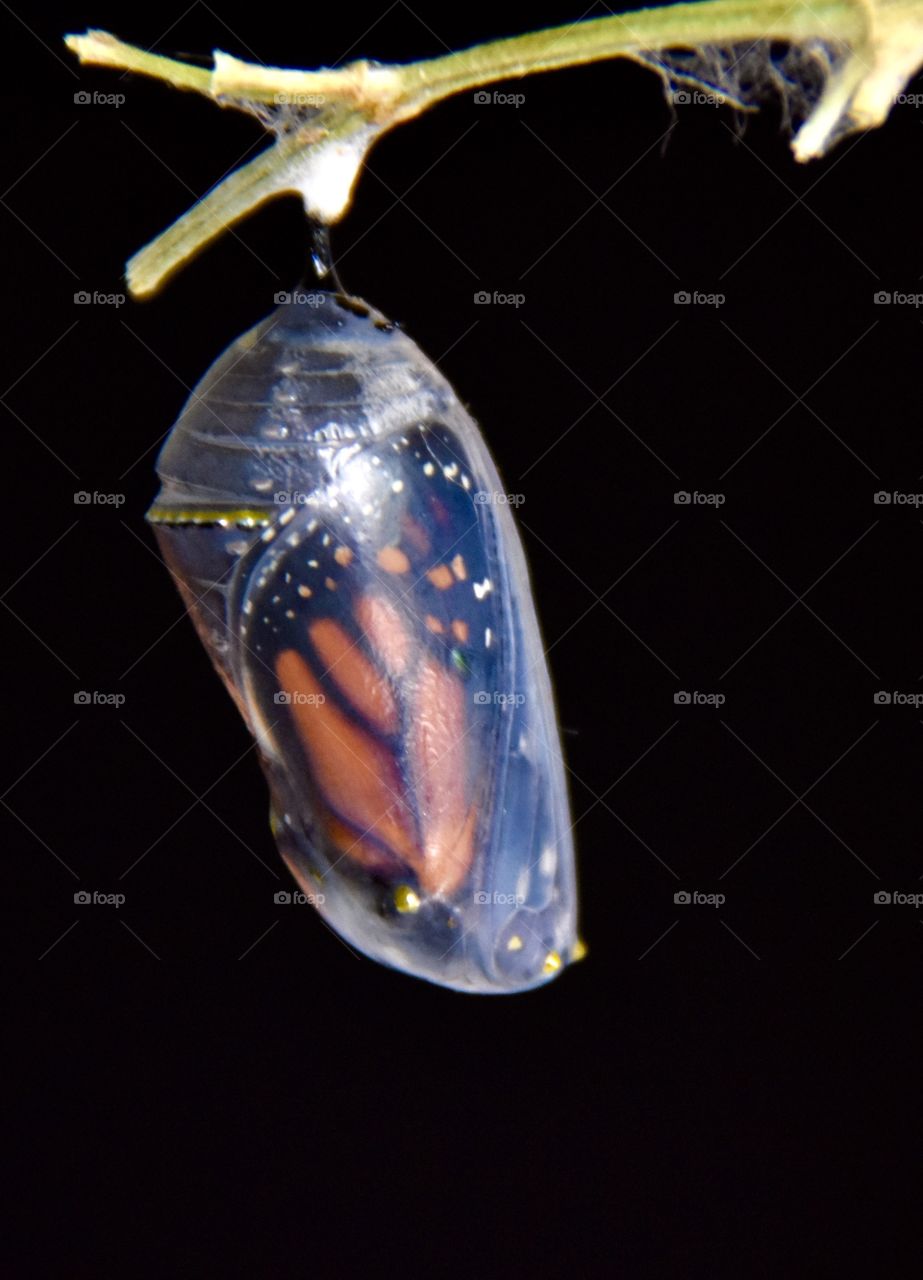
left=149, top=291, right=578, bottom=992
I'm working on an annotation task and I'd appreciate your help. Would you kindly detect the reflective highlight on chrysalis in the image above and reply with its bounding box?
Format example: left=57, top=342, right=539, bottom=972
left=147, top=290, right=579, bottom=992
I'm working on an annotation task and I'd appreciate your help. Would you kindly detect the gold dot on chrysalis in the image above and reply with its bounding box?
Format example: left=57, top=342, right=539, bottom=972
left=506, top=935, right=523, bottom=952
left=542, top=951, right=562, bottom=975
left=572, top=939, right=588, bottom=962
left=394, top=885, right=421, bottom=914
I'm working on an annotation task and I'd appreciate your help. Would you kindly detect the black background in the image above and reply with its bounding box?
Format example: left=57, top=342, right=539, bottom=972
left=5, top=1, right=922, bottom=1273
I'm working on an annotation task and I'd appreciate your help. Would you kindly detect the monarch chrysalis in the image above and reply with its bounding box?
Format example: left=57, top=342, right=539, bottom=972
left=147, top=290, right=579, bottom=992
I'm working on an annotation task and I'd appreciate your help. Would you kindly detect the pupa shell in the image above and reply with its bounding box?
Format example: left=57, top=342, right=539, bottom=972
left=147, top=290, right=579, bottom=992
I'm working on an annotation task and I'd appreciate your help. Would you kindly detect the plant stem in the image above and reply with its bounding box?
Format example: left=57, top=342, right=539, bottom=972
left=65, top=0, right=923, bottom=296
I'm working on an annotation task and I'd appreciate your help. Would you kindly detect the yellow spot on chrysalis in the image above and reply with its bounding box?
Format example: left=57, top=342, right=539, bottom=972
left=425, top=615, right=444, bottom=634
left=506, top=935, right=524, bottom=952
left=426, top=564, right=453, bottom=590
left=451, top=619, right=469, bottom=644
left=377, top=546, right=410, bottom=574
left=325, top=577, right=337, bottom=591
left=334, top=546, right=353, bottom=566
left=394, top=885, right=421, bottom=914
left=542, top=950, right=562, bottom=975
left=451, top=554, right=467, bottom=581
left=297, top=585, right=313, bottom=598
left=572, top=938, right=588, bottom=962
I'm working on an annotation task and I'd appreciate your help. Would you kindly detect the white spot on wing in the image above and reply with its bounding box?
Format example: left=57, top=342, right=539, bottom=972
left=539, top=845, right=557, bottom=878
left=515, top=868, right=531, bottom=902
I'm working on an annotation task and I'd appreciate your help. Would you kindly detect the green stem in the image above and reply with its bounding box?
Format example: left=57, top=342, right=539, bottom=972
left=65, top=30, right=213, bottom=95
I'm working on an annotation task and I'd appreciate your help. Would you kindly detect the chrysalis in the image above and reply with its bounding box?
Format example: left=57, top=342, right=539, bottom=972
left=147, top=290, right=579, bottom=992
